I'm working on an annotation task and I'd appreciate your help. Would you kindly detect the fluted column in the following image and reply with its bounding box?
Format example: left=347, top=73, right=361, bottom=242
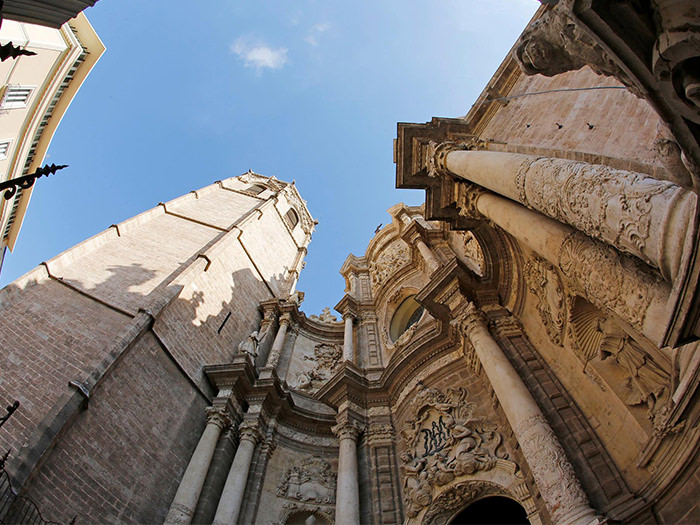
left=455, top=304, right=598, bottom=525
left=458, top=184, right=671, bottom=345
left=212, top=419, right=262, bottom=525
left=343, top=313, right=355, bottom=362
left=165, top=406, right=231, bottom=525
left=429, top=144, right=695, bottom=281
left=332, top=418, right=362, bottom=525
left=265, top=313, right=291, bottom=368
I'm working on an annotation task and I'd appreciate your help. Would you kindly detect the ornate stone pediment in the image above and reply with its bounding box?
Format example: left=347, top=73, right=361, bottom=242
left=276, top=457, right=337, bottom=505
left=400, top=385, right=506, bottom=518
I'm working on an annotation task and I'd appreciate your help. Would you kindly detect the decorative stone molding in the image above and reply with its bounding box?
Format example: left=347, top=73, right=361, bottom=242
left=205, top=406, right=232, bottom=431
left=453, top=303, right=488, bottom=341
left=558, top=231, right=666, bottom=332
left=369, top=241, right=411, bottom=293
left=399, top=385, right=505, bottom=519
left=366, top=424, right=395, bottom=447
left=514, top=414, right=591, bottom=524
left=295, top=343, right=342, bottom=392
left=382, top=322, right=419, bottom=353
left=420, top=480, right=507, bottom=525
left=276, top=456, right=337, bottom=504
left=524, top=255, right=566, bottom=346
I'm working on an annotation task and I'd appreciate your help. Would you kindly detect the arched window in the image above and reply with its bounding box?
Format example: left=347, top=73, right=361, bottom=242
left=389, top=295, right=424, bottom=342
left=247, top=184, right=266, bottom=195
left=285, top=208, right=299, bottom=229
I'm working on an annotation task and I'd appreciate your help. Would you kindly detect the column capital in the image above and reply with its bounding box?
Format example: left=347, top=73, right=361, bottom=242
left=205, top=406, right=232, bottom=431
left=237, top=419, right=263, bottom=444
left=278, top=313, right=292, bottom=327
left=453, top=302, right=489, bottom=340
left=426, top=140, right=471, bottom=178
left=332, top=418, right=363, bottom=441
left=458, top=182, right=488, bottom=221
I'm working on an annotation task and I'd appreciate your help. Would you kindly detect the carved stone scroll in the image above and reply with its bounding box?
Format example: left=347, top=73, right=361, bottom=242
left=369, top=241, right=411, bottom=293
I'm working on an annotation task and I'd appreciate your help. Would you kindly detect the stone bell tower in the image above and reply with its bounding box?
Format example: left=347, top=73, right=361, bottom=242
left=0, top=172, right=314, bottom=523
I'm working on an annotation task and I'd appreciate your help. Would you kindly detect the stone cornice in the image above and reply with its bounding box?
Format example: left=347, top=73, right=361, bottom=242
left=334, top=294, right=360, bottom=319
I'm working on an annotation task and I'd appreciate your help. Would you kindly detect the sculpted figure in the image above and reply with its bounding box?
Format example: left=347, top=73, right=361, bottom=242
left=597, top=318, right=669, bottom=417
left=238, top=330, right=259, bottom=358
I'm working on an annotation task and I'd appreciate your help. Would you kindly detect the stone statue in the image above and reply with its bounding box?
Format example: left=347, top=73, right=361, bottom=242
left=238, top=330, right=259, bottom=358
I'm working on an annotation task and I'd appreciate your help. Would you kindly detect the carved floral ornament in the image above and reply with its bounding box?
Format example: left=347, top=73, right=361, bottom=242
left=276, top=456, right=337, bottom=505
left=425, top=139, right=488, bottom=179
left=399, top=385, right=507, bottom=519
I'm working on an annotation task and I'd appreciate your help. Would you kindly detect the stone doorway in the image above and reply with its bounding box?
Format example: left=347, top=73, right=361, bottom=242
left=449, top=496, right=529, bottom=524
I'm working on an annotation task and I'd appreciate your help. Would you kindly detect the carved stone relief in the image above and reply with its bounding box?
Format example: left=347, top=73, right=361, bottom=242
left=308, top=307, right=338, bottom=323
left=294, top=343, right=342, bottom=392
left=461, top=231, right=485, bottom=276
left=399, top=385, right=506, bottom=518
left=276, top=456, right=337, bottom=505
left=524, top=255, right=566, bottom=346
left=569, top=297, right=672, bottom=429
left=516, top=157, right=677, bottom=268
left=382, top=323, right=419, bottom=353
left=558, top=231, right=667, bottom=332
left=369, top=241, right=411, bottom=293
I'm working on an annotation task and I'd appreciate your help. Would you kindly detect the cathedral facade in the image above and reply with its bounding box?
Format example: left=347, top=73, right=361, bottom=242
left=2, top=2, right=700, bottom=524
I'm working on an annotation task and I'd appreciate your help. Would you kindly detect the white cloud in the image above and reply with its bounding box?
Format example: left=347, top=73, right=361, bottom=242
left=231, top=37, right=288, bottom=70
left=304, top=22, right=330, bottom=47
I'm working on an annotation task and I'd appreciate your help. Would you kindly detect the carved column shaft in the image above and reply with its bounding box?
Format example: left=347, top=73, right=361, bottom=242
left=333, top=421, right=362, bottom=525
left=444, top=149, right=694, bottom=281
left=165, top=407, right=231, bottom=525
left=212, top=421, right=261, bottom=525
left=265, top=314, right=290, bottom=368
left=343, top=314, right=355, bottom=362
left=474, top=190, right=671, bottom=346
left=459, top=306, right=597, bottom=525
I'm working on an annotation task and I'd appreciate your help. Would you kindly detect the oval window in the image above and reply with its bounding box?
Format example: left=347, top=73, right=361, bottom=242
left=389, top=296, right=424, bottom=342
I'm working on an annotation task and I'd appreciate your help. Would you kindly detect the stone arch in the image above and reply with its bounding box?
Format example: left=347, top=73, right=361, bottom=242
left=278, top=505, right=334, bottom=525
left=421, top=480, right=532, bottom=525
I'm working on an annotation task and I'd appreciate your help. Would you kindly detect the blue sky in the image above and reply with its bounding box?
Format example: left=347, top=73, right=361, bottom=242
left=0, top=1, right=539, bottom=316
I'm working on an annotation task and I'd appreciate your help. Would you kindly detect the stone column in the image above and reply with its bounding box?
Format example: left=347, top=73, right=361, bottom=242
left=455, top=303, right=598, bottom=525
left=332, top=417, right=362, bottom=525
left=165, top=406, right=231, bottom=525
left=461, top=185, right=671, bottom=346
left=265, top=313, right=291, bottom=368
left=212, top=420, right=262, bottom=525
left=415, top=237, right=440, bottom=273
left=343, top=313, right=355, bottom=362
left=431, top=144, right=695, bottom=281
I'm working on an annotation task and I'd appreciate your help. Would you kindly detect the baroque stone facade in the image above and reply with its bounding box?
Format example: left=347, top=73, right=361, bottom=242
left=2, top=2, right=700, bottom=524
